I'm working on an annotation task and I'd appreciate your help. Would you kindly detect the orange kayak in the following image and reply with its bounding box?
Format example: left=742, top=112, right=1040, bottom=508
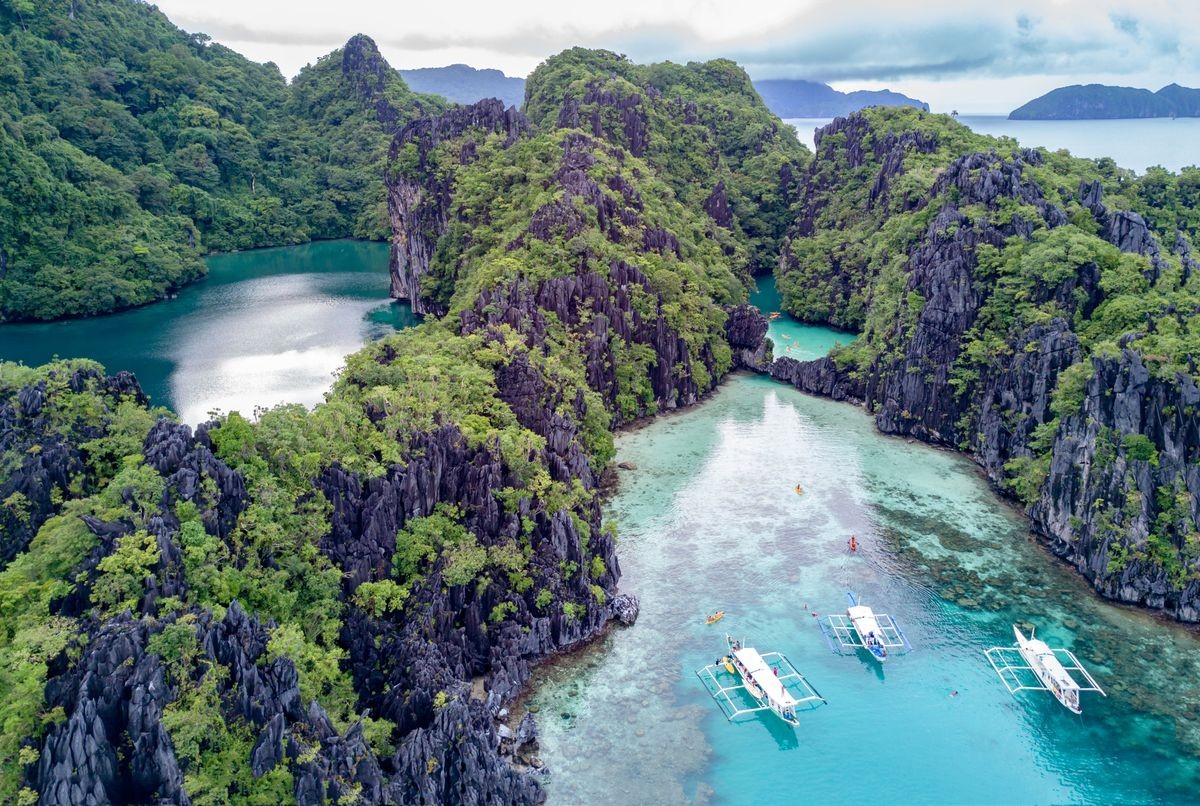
left=706, top=611, right=726, bottom=625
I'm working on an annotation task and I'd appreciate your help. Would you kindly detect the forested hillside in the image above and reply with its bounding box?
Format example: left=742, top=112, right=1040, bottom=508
left=0, top=0, right=443, bottom=321
left=0, top=45, right=791, bottom=804
left=4, top=5, right=1200, bottom=802
left=772, top=107, right=1200, bottom=618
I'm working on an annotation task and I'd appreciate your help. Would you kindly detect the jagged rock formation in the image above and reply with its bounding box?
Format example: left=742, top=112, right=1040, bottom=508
left=387, top=96, right=752, bottom=422
left=769, top=108, right=1200, bottom=620
left=36, top=614, right=187, bottom=805
left=769, top=355, right=862, bottom=402
left=340, top=34, right=414, bottom=130
left=1032, top=348, right=1200, bottom=618
left=5, top=47, right=786, bottom=806
left=0, top=365, right=146, bottom=568
left=521, top=49, right=808, bottom=274
left=463, top=262, right=717, bottom=411
left=19, top=395, right=628, bottom=803
left=725, top=304, right=773, bottom=370
left=387, top=99, right=528, bottom=313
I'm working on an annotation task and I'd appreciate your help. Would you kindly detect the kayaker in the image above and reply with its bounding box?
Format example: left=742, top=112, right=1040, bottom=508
left=848, top=535, right=858, bottom=552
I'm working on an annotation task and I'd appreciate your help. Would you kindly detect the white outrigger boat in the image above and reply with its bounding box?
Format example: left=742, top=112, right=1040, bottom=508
left=817, top=592, right=911, bottom=661
left=984, top=625, right=1106, bottom=714
left=696, top=635, right=826, bottom=726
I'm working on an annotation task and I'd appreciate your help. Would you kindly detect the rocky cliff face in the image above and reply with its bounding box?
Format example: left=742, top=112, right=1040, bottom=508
left=522, top=50, right=808, bottom=274
left=725, top=304, right=772, bottom=370
left=867, top=150, right=1066, bottom=444
left=769, top=110, right=1200, bottom=621
left=387, top=100, right=528, bottom=313
left=390, top=105, right=747, bottom=422
left=1033, top=350, right=1200, bottom=618
left=10, top=51, right=788, bottom=805
left=24, top=387, right=634, bottom=803
left=462, top=261, right=720, bottom=413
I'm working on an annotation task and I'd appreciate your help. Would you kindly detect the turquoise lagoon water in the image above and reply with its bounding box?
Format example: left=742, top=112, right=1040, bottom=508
left=0, top=240, right=415, bottom=423
left=785, top=116, right=1200, bottom=173
left=748, top=275, right=854, bottom=361
left=526, top=373, right=1200, bottom=804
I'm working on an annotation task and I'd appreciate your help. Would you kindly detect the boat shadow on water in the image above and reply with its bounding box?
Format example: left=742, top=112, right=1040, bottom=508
left=854, top=648, right=886, bottom=682
left=741, top=710, right=801, bottom=752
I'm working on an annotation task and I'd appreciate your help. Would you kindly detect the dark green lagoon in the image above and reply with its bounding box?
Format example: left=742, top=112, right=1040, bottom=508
left=0, top=240, right=415, bottom=422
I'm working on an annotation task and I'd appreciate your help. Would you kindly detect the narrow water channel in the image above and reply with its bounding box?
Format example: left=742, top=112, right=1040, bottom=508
left=525, top=357, right=1200, bottom=804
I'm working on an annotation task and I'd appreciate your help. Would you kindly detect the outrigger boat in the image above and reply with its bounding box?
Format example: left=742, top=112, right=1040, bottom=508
left=984, top=625, right=1106, bottom=714
left=696, top=635, right=826, bottom=726
left=817, top=592, right=911, bottom=661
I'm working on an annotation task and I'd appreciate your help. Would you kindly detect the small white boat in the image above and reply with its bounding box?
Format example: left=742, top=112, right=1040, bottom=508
left=818, top=592, right=911, bottom=661
left=985, top=625, right=1106, bottom=714
left=696, top=635, right=826, bottom=726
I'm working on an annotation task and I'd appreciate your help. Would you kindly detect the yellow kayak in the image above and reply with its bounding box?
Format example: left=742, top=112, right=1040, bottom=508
left=723, top=657, right=735, bottom=674
left=706, top=611, right=725, bottom=625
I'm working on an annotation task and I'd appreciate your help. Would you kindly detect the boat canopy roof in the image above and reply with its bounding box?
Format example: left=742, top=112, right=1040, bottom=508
left=848, top=605, right=883, bottom=637
left=734, top=647, right=798, bottom=707
left=1026, top=639, right=1080, bottom=691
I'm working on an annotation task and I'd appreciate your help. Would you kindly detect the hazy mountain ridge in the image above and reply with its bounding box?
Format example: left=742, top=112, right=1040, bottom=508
left=398, top=64, right=525, bottom=107
left=393, top=66, right=929, bottom=118
left=752, top=78, right=928, bottom=117
left=1010, top=83, right=1200, bottom=119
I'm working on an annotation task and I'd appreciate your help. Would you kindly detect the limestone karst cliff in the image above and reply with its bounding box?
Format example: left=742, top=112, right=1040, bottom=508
left=770, top=108, right=1200, bottom=620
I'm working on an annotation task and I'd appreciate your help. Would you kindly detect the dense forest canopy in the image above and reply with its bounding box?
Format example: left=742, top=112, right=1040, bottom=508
left=521, top=47, right=809, bottom=273
left=3, top=2, right=1200, bottom=803
left=776, top=106, right=1200, bottom=596
left=0, top=0, right=444, bottom=321
left=0, top=25, right=801, bottom=804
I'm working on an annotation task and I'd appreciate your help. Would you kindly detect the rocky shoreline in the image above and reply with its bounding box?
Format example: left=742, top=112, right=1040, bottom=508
left=769, top=112, right=1200, bottom=623
left=7, top=44, right=1200, bottom=806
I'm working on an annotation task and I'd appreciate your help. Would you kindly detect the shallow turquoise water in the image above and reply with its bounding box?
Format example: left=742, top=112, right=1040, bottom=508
left=748, top=275, right=854, bottom=361
left=526, top=374, right=1200, bottom=804
left=0, top=240, right=416, bottom=422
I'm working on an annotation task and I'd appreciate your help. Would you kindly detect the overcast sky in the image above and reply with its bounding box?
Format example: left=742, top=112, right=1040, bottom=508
left=155, top=0, right=1200, bottom=113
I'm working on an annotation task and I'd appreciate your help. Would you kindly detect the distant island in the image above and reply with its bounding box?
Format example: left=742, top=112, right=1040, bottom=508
left=1010, top=83, right=1200, bottom=119
left=751, top=79, right=928, bottom=117
left=398, top=64, right=525, bottom=107
left=396, top=66, right=928, bottom=118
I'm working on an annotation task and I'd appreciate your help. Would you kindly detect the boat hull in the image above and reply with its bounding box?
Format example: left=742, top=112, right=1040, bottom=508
left=1014, top=628, right=1082, bottom=714
left=726, top=638, right=800, bottom=726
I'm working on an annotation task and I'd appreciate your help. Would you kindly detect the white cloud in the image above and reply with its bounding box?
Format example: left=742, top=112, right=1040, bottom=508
left=152, top=0, right=1200, bottom=111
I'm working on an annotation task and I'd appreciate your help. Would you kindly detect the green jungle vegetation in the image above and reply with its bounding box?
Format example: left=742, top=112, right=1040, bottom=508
left=5, top=2, right=1200, bottom=801
left=0, top=0, right=444, bottom=321
left=522, top=47, right=809, bottom=273
left=779, top=106, right=1200, bottom=381
left=776, top=105, right=1200, bottom=583
left=0, top=11, right=804, bottom=802
left=399, top=127, right=744, bottom=417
